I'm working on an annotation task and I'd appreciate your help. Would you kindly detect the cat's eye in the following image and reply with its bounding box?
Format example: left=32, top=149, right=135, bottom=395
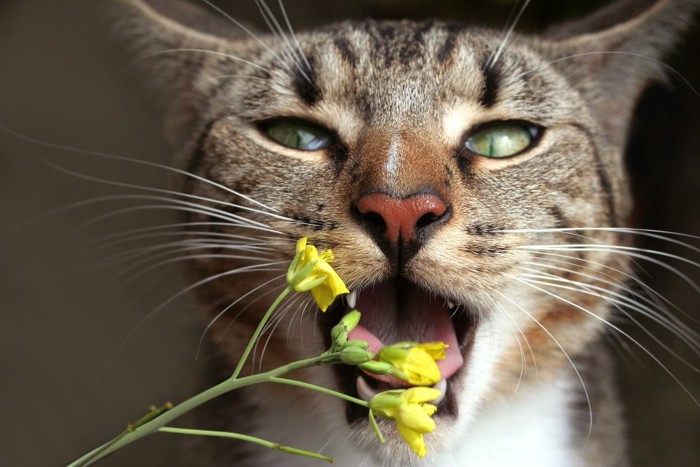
left=259, top=119, right=333, bottom=151
left=465, top=122, right=540, bottom=159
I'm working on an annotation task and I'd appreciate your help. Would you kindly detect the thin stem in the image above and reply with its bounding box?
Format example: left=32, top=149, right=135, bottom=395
left=69, top=354, right=324, bottom=467
left=158, top=427, right=334, bottom=463
left=368, top=409, right=385, bottom=444
left=232, top=285, right=291, bottom=379
left=270, top=376, right=369, bottom=408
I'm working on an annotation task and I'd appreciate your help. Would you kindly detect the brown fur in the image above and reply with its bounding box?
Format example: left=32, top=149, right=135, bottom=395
left=112, top=0, right=699, bottom=465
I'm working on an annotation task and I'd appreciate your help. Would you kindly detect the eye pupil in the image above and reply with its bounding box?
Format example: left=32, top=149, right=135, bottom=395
left=466, top=122, right=539, bottom=159
left=261, top=119, right=332, bottom=151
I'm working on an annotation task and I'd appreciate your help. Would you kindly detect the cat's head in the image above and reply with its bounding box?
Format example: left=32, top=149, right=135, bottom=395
left=117, top=0, right=697, bottom=462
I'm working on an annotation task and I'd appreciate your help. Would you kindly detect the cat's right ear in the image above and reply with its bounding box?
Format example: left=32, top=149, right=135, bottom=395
left=111, top=0, right=245, bottom=146
left=540, top=0, right=699, bottom=147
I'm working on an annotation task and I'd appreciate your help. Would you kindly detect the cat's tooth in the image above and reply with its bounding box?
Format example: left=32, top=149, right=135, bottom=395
left=447, top=301, right=455, bottom=309
left=431, top=379, right=447, bottom=404
left=347, top=290, right=358, bottom=309
left=356, top=376, right=380, bottom=402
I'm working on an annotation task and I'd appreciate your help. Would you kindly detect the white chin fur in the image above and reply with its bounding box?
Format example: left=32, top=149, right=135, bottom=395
left=356, top=376, right=447, bottom=404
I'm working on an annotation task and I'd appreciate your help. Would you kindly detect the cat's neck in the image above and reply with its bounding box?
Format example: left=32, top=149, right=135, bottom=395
left=439, top=375, right=581, bottom=467
left=265, top=371, right=583, bottom=467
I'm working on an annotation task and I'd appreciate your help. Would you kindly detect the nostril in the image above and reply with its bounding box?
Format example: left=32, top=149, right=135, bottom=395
left=416, top=212, right=440, bottom=230
left=358, top=210, right=387, bottom=237
left=353, top=192, right=450, bottom=246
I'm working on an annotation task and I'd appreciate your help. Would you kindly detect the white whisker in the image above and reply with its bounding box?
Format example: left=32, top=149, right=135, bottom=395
left=37, top=156, right=300, bottom=226
left=510, top=275, right=700, bottom=407
left=486, top=0, right=532, bottom=70
left=129, top=47, right=271, bottom=74
left=515, top=51, right=700, bottom=97
left=0, top=123, right=279, bottom=213
left=200, top=0, right=289, bottom=71
left=197, top=274, right=286, bottom=359
left=256, top=0, right=310, bottom=83
left=496, top=289, right=593, bottom=439
left=516, top=265, right=700, bottom=365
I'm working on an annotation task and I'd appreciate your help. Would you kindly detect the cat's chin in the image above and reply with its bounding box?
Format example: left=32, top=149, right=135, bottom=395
left=321, top=279, right=478, bottom=423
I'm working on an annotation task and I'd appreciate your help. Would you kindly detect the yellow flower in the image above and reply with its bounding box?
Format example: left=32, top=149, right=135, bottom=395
left=378, top=342, right=448, bottom=386
left=286, top=237, right=349, bottom=312
left=370, top=387, right=441, bottom=458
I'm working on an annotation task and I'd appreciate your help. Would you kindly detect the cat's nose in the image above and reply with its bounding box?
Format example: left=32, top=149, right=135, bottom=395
left=354, top=192, right=450, bottom=246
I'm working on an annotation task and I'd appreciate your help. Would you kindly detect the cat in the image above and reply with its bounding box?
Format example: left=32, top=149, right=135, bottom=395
left=106, top=0, right=700, bottom=465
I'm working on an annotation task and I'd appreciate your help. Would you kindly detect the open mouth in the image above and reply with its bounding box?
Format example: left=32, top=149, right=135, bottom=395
left=322, top=278, right=478, bottom=423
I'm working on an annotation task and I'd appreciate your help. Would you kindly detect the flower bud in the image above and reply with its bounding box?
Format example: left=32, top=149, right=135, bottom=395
left=330, top=324, right=348, bottom=347
left=358, top=360, right=394, bottom=375
left=338, top=310, right=361, bottom=333
left=342, top=339, right=369, bottom=350
left=339, top=346, right=374, bottom=365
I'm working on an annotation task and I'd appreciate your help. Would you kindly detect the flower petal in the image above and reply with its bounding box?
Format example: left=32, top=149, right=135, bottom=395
left=401, top=387, right=442, bottom=404
left=396, top=424, right=427, bottom=458
left=417, top=342, right=448, bottom=360
left=396, top=404, right=436, bottom=434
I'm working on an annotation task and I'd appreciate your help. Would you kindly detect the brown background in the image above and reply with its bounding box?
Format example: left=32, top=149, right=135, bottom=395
left=0, top=1, right=698, bottom=465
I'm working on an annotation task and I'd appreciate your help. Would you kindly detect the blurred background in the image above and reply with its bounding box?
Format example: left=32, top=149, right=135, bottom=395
left=0, top=0, right=698, bottom=465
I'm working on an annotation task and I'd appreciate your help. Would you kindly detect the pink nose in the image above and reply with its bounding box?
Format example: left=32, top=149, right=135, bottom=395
left=356, top=193, right=448, bottom=244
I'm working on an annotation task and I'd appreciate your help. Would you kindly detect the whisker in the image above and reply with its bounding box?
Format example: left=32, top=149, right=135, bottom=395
left=37, top=156, right=299, bottom=226
left=516, top=266, right=700, bottom=366
left=515, top=51, right=700, bottom=97
left=255, top=0, right=310, bottom=83
left=518, top=244, right=700, bottom=293
left=193, top=73, right=269, bottom=90
left=255, top=293, right=305, bottom=372
left=486, top=0, right=532, bottom=71
left=486, top=295, right=533, bottom=393
left=277, top=0, right=313, bottom=72
left=200, top=0, right=288, bottom=69
left=196, top=274, right=286, bottom=359
left=0, top=123, right=279, bottom=213
left=511, top=275, right=700, bottom=407
left=496, top=289, right=593, bottom=439
left=499, top=226, right=700, bottom=253
left=101, top=261, right=287, bottom=377
left=526, top=251, right=690, bottom=323
left=128, top=47, right=271, bottom=74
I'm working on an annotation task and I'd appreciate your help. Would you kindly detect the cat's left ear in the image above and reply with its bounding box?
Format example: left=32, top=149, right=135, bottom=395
left=540, top=0, right=699, bottom=146
left=111, top=0, right=246, bottom=146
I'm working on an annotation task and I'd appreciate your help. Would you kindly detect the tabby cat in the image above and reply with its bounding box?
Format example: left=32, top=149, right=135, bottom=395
left=114, top=0, right=699, bottom=465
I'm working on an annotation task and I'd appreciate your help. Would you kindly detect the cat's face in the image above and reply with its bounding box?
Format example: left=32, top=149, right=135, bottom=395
left=120, top=0, right=697, bottom=463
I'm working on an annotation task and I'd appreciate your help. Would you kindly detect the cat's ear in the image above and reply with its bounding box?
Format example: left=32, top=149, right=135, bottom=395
left=111, top=0, right=245, bottom=146
left=541, top=0, right=699, bottom=146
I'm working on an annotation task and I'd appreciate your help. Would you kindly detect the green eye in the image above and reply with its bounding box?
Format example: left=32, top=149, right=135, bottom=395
left=465, top=123, right=539, bottom=158
left=261, top=119, right=333, bottom=151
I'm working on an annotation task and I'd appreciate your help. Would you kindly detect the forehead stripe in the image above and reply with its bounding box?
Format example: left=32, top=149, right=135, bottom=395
left=479, top=59, right=500, bottom=108
left=437, top=30, right=458, bottom=64
left=292, top=54, right=322, bottom=106
left=333, top=37, right=358, bottom=67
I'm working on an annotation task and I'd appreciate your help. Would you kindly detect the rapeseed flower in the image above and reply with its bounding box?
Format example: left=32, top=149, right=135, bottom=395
left=286, top=237, right=348, bottom=311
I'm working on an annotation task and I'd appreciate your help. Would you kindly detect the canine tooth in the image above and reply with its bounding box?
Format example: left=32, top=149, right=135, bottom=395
left=356, top=376, right=380, bottom=402
left=347, top=290, right=358, bottom=309
left=431, top=378, right=447, bottom=404
left=447, top=301, right=455, bottom=309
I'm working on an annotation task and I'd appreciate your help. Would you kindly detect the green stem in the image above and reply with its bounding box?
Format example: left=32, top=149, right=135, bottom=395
left=68, top=354, right=324, bottom=467
left=158, top=427, right=334, bottom=463
left=232, top=286, right=291, bottom=379
left=270, top=377, right=368, bottom=408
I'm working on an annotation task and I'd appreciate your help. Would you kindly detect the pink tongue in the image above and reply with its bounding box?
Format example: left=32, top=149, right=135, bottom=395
left=346, top=282, right=464, bottom=387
